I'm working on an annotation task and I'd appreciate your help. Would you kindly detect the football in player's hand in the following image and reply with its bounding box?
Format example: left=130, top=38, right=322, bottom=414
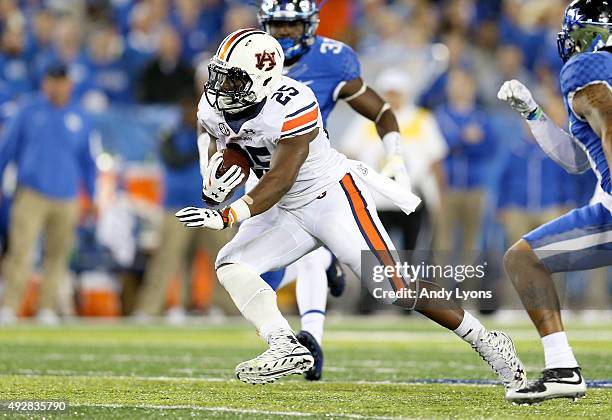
left=218, top=144, right=251, bottom=180
left=202, top=144, right=251, bottom=207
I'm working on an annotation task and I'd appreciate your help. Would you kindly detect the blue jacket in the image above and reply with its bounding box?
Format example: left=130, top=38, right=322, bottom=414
left=160, top=125, right=202, bottom=210
left=0, top=94, right=96, bottom=200
left=497, top=139, right=575, bottom=211
left=435, top=104, right=496, bottom=189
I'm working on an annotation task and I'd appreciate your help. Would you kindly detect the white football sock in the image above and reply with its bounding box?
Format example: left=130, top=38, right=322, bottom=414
left=300, top=311, right=325, bottom=345
left=541, top=331, right=579, bottom=369
left=295, top=249, right=330, bottom=345
left=453, top=311, right=486, bottom=345
left=217, top=264, right=291, bottom=341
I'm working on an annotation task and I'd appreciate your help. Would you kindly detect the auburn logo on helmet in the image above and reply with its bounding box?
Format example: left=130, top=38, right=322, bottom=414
left=255, top=51, right=276, bottom=71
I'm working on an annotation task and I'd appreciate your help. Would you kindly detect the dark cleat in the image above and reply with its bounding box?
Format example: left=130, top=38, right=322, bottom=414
left=296, top=330, right=323, bottom=381
left=326, top=254, right=346, bottom=297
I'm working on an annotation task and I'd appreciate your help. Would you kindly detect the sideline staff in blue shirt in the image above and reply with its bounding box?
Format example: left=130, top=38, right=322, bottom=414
left=0, top=63, right=96, bottom=324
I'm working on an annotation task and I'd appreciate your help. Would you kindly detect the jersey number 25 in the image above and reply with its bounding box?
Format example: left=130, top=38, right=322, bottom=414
left=271, top=85, right=299, bottom=105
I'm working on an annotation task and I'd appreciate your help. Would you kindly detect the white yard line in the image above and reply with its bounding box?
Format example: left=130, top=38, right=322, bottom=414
left=0, top=372, right=499, bottom=387
left=5, top=372, right=611, bottom=388
left=69, top=403, right=410, bottom=419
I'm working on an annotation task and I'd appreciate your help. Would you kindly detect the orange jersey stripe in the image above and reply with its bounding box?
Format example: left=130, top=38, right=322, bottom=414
left=340, top=175, right=405, bottom=292
left=282, top=106, right=319, bottom=133
left=219, top=28, right=255, bottom=61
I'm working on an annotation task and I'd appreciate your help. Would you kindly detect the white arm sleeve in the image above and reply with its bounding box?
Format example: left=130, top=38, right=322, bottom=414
left=197, top=132, right=210, bottom=183
left=526, top=114, right=590, bottom=174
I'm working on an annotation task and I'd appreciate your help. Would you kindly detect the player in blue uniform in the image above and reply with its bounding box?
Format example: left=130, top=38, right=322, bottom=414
left=498, top=0, right=612, bottom=404
left=257, top=0, right=410, bottom=381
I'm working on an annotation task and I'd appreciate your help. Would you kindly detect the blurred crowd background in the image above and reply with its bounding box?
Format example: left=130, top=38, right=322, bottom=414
left=0, top=0, right=609, bottom=324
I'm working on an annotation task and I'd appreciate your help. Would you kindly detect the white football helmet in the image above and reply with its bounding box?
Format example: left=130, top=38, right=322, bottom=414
left=205, top=28, right=285, bottom=113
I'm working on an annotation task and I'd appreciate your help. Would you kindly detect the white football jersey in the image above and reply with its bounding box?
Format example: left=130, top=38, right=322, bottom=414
left=198, top=76, right=347, bottom=209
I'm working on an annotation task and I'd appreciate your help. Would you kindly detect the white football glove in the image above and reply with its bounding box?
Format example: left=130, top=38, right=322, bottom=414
left=497, top=80, right=539, bottom=117
left=381, top=132, right=411, bottom=189
left=202, top=152, right=245, bottom=205
left=175, top=207, right=229, bottom=230
left=176, top=198, right=250, bottom=230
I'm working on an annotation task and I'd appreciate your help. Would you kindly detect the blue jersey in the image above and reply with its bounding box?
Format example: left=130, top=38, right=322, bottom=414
left=521, top=50, right=612, bottom=274
left=284, top=36, right=360, bottom=126
left=560, top=50, right=612, bottom=197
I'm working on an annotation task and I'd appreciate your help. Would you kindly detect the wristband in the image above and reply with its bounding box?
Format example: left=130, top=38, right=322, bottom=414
left=222, top=197, right=251, bottom=227
left=525, top=107, right=544, bottom=121
left=382, top=131, right=401, bottom=155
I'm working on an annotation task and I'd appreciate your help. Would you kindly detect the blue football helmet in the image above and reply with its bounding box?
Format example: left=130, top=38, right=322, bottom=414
left=258, top=0, right=320, bottom=61
left=557, top=0, right=612, bottom=62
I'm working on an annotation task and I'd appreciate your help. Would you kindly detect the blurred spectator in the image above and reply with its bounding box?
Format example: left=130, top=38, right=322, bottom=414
left=221, top=3, right=257, bottom=34
left=32, top=17, right=87, bottom=87
left=29, top=9, right=55, bottom=55
left=80, top=24, right=146, bottom=105
left=497, top=123, right=574, bottom=246
left=0, top=26, right=33, bottom=97
left=0, top=0, right=25, bottom=33
left=419, top=30, right=474, bottom=110
left=133, top=91, right=234, bottom=320
left=84, top=0, right=115, bottom=25
left=478, top=43, right=533, bottom=110
left=170, top=0, right=225, bottom=65
left=0, top=64, right=96, bottom=324
left=441, top=0, right=476, bottom=35
left=137, top=25, right=194, bottom=103
left=126, top=0, right=165, bottom=58
left=434, top=69, right=495, bottom=261
left=341, top=67, right=448, bottom=250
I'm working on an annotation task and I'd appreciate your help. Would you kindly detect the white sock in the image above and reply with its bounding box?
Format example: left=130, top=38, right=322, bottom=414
left=295, top=249, right=329, bottom=345
left=541, top=331, right=579, bottom=369
left=300, top=311, right=325, bottom=345
left=217, top=264, right=291, bottom=341
left=453, top=311, right=486, bottom=345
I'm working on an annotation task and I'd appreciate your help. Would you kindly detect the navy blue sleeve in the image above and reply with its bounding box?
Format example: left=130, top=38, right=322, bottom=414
left=560, top=52, right=609, bottom=102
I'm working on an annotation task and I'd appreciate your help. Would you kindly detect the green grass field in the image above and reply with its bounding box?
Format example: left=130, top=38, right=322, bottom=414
left=0, top=316, right=610, bottom=419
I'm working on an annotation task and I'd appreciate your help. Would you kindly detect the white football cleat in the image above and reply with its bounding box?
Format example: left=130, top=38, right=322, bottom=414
left=505, top=367, right=586, bottom=404
left=235, top=329, right=314, bottom=385
left=472, top=330, right=527, bottom=390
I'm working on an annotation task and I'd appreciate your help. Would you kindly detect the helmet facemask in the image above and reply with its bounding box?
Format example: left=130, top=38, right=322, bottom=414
left=558, top=24, right=612, bottom=62
left=557, top=0, right=612, bottom=62
left=258, top=1, right=320, bottom=61
left=205, top=59, right=257, bottom=113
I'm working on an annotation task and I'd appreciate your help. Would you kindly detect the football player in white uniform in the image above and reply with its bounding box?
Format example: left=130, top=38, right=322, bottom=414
left=176, top=29, right=527, bottom=388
